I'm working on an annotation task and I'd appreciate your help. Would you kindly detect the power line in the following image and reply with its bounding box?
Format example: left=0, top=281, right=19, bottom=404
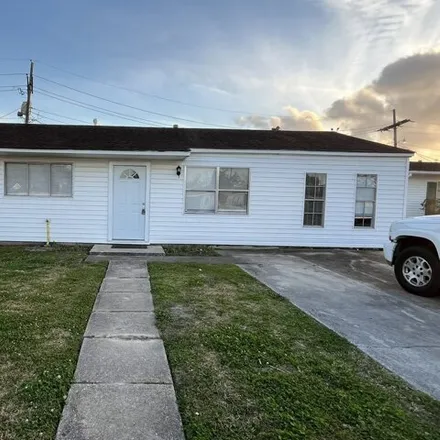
left=33, top=108, right=90, bottom=124
left=0, top=109, right=19, bottom=119
left=35, top=75, right=236, bottom=128
left=0, top=73, right=25, bottom=76
left=413, top=151, right=439, bottom=162
left=36, top=61, right=278, bottom=117
left=36, top=114, right=69, bottom=124
left=35, top=88, right=164, bottom=126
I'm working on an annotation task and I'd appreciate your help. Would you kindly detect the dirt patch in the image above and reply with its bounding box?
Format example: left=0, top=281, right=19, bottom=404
left=0, top=301, right=34, bottom=313
left=170, top=305, right=194, bottom=320
left=201, top=284, right=238, bottom=298
left=43, top=328, right=72, bottom=349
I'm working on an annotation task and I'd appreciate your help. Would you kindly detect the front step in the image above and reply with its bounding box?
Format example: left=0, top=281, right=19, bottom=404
left=90, top=244, right=165, bottom=256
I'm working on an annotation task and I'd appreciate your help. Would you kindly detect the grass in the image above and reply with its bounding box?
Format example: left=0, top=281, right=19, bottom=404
left=149, top=263, right=440, bottom=440
left=162, top=245, right=219, bottom=256
left=0, top=246, right=106, bottom=440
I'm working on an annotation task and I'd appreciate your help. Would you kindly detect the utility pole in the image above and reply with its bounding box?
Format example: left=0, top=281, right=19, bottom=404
left=24, top=60, right=34, bottom=124
left=377, top=109, right=412, bottom=147
left=392, top=109, right=397, bottom=148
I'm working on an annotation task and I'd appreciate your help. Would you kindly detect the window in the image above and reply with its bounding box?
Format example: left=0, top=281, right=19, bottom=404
left=185, top=167, right=249, bottom=213
left=424, top=182, right=440, bottom=215
left=5, top=163, right=73, bottom=197
left=355, top=174, right=377, bottom=227
left=120, top=169, right=139, bottom=180
left=303, top=173, right=326, bottom=226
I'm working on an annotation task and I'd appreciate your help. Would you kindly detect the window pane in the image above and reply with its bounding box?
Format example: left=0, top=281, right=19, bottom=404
left=305, top=186, right=315, bottom=199
left=6, top=163, right=28, bottom=195
left=354, top=217, right=364, bottom=227
left=357, top=175, right=367, bottom=187
left=306, top=173, right=326, bottom=187
left=366, top=175, right=377, bottom=188
left=316, top=174, right=326, bottom=186
left=306, top=174, right=317, bottom=186
left=363, top=217, right=373, bottom=227
left=315, top=186, right=325, bottom=199
left=312, top=214, right=323, bottom=226
left=51, top=164, right=72, bottom=196
left=185, top=191, right=215, bottom=211
left=303, top=214, right=313, bottom=226
left=219, top=168, right=249, bottom=190
left=29, top=164, right=50, bottom=195
left=364, top=202, right=374, bottom=216
left=427, top=182, right=437, bottom=200
left=355, top=202, right=364, bottom=216
left=314, top=201, right=324, bottom=214
left=305, top=201, right=315, bottom=213
left=356, top=187, right=375, bottom=201
left=218, top=191, right=248, bottom=211
left=186, top=168, right=216, bottom=190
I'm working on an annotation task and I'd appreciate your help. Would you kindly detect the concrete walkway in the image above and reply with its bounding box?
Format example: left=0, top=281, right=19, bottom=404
left=56, top=260, right=184, bottom=440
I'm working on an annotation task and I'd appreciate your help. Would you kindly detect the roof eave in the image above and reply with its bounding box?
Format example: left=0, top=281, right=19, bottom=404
left=0, top=148, right=191, bottom=160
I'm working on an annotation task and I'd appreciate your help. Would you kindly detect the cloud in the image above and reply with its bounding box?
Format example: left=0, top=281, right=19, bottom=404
left=326, top=50, right=440, bottom=156
left=236, top=107, right=324, bottom=131
left=236, top=50, right=440, bottom=159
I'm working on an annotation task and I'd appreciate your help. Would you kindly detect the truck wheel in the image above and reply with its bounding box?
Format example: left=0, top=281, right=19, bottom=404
left=394, top=246, right=440, bottom=297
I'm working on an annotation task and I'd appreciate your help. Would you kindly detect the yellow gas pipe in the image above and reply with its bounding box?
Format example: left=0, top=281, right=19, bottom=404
left=45, top=219, right=51, bottom=246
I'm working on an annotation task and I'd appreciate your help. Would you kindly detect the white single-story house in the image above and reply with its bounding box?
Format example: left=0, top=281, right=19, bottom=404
left=407, top=162, right=440, bottom=217
left=0, top=124, right=413, bottom=248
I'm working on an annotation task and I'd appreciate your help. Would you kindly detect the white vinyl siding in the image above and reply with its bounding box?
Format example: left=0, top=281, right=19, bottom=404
left=0, top=153, right=409, bottom=247
left=0, top=159, right=108, bottom=243
left=149, top=153, right=409, bottom=248
left=407, top=174, right=440, bottom=217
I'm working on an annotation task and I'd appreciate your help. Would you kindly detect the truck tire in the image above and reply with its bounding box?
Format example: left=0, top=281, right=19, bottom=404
left=394, top=246, right=440, bottom=297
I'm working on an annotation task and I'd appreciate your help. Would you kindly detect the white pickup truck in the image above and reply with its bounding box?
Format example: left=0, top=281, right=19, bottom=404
left=384, top=215, right=440, bottom=297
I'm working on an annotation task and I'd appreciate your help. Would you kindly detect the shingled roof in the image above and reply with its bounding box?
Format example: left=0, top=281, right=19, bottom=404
left=0, top=123, right=413, bottom=154
left=410, top=162, right=440, bottom=172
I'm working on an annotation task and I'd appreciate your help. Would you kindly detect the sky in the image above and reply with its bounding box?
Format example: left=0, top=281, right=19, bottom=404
left=0, top=0, right=440, bottom=159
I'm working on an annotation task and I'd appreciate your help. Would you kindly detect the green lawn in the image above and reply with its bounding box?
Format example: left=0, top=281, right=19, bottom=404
left=149, top=263, right=440, bottom=440
left=162, top=245, right=219, bottom=256
left=0, top=246, right=106, bottom=440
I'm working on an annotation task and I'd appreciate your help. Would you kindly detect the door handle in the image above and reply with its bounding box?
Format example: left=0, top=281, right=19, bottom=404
left=141, top=208, right=146, bottom=215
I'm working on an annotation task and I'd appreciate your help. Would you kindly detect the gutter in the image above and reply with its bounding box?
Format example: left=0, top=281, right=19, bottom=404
left=0, top=148, right=191, bottom=160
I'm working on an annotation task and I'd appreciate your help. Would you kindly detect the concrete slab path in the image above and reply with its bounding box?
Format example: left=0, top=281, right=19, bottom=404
left=56, top=260, right=184, bottom=440
left=234, top=252, right=440, bottom=400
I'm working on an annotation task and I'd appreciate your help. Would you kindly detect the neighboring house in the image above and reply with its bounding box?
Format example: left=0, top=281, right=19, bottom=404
left=0, top=124, right=413, bottom=248
left=407, top=162, right=440, bottom=217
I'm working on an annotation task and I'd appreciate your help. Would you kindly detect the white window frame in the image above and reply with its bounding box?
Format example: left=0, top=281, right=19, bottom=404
left=303, top=173, right=326, bottom=227
left=354, top=174, right=377, bottom=228
left=4, top=162, right=73, bottom=197
left=184, top=166, right=250, bottom=214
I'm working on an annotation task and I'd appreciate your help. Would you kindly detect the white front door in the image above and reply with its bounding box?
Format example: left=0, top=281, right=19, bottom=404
left=112, top=165, right=147, bottom=240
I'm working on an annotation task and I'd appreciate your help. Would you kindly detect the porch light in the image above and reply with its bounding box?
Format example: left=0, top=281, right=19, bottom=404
left=176, top=165, right=182, bottom=177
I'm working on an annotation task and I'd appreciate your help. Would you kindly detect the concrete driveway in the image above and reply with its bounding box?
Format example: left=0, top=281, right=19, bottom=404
left=225, top=249, right=440, bottom=399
